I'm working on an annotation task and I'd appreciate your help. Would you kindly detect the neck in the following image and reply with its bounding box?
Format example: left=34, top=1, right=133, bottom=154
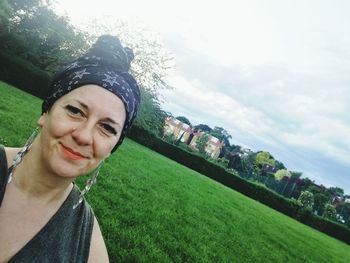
left=10, top=139, right=74, bottom=204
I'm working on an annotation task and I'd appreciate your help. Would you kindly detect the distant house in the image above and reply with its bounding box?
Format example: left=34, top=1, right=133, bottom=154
left=163, top=117, right=224, bottom=159
left=203, top=134, right=224, bottom=159
left=186, top=130, right=202, bottom=148
left=164, top=117, right=192, bottom=143
left=344, top=195, right=350, bottom=203
left=332, top=196, right=343, bottom=205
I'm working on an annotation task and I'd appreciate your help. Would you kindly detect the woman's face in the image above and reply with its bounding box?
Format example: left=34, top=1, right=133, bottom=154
left=37, top=84, right=126, bottom=178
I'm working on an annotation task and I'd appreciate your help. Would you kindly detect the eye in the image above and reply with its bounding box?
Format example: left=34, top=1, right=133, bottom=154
left=65, top=105, right=84, bottom=117
left=100, top=123, right=117, bottom=135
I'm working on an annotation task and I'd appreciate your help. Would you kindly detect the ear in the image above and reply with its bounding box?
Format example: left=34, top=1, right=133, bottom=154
left=38, top=113, right=47, bottom=128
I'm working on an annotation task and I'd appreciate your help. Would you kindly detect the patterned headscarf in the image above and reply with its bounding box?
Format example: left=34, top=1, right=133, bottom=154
left=42, top=35, right=141, bottom=152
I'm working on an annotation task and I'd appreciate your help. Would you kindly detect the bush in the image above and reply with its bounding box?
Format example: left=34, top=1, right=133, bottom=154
left=0, top=51, right=51, bottom=99
left=209, top=157, right=229, bottom=169
left=298, top=191, right=314, bottom=211
left=323, top=203, right=337, bottom=221
left=163, top=133, right=176, bottom=144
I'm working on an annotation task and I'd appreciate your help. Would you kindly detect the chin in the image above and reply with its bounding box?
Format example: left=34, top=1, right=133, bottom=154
left=45, top=145, right=96, bottom=179
left=49, top=161, right=89, bottom=179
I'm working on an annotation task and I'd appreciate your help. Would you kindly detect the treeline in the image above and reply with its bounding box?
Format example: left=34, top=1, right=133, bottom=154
left=165, top=116, right=350, bottom=229
left=0, top=0, right=89, bottom=97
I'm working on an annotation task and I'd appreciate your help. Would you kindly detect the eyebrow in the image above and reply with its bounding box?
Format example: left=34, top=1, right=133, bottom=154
left=76, top=100, right=121, bottom=127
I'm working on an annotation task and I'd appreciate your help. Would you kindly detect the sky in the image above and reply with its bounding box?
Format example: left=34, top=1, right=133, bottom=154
left=54, top=0, right=350, bottom=195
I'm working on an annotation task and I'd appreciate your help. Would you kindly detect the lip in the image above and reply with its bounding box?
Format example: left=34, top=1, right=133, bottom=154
left=60, top=143, right=87, bottom=160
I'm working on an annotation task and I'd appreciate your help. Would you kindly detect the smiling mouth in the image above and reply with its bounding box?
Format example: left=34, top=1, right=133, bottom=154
left=60, top=143, right=87, bottom=160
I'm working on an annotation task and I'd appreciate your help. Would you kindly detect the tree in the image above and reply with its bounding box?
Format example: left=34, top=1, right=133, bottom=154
left=80, top=18, right=174, bottom=93
left=290, top=171, right=302, bottom=180
left=327, top=187, right=344, bottom=198
left=134, top=89, right=167, bottom=137
left=209, top=126, right=232, bottom=147
left=274, top=169, right=291, bottom=181
left=299, top=177, right=314, bottom=192
left=2, top=0, right=90, bottom=72
left=323, top=204, right=337, bottom=221
left=194, top=124, right=212, bottom=133
left=240, top=151, right=259, bottom=175
left=314, top=193, right=331, bottom=215
left=227, top=144, right=241, bottom=153
left=255, top=151, right=276, bottom=167
left=275, top=160, right=286, bottom=170
left=0, top=0, right=10, bottom=35
left=298, top=191, right=314, bottom=211
left=336, top=202, right=350, bottom=227
left=175, top=116, right=191, bottom=126
left=196, top=134, right=209, bottom=155
left=224, top=144, right=242, bottom=159
left=306, top=185, right=332, bottom=215
left=227, top=153, right=242, bottom=170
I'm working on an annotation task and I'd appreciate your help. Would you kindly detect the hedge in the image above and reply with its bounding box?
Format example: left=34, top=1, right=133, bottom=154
left=0, top=51, right=51, bottom=99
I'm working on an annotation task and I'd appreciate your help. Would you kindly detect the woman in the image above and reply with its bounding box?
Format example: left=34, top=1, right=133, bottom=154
left=0, top=35, right=141, bottom=262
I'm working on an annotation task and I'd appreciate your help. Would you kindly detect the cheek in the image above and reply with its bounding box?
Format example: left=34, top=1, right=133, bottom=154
left=94, top=137, right=116, bottom=158
left=40, top=111, right=72, bottom=138
left=48, top=122, right=71, bottom=138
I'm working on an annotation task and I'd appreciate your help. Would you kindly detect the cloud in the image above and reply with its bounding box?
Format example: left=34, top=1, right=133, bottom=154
left=161, top=37, right=350, bottom=194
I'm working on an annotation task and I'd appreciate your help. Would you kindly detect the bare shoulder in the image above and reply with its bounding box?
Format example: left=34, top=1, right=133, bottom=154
left=3, top=147, right=21, bottom=168
left=88, top=216, right=109, bottom=263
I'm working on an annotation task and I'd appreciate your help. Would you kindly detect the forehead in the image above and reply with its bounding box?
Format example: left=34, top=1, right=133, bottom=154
left=57, top=85, right=126, bottom=122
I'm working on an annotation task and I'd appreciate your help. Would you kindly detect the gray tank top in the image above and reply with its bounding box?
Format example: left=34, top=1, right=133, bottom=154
left=0, top=146, right=94, bottom=263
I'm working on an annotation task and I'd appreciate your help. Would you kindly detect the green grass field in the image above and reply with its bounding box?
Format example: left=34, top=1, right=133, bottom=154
left=1, top=81, right=349, bottom=262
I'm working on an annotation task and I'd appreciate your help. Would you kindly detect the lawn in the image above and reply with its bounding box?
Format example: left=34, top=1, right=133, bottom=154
left=0, top=81, right=349, bottom=262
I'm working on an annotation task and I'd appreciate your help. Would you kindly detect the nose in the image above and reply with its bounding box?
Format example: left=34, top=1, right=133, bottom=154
left=71, top=122, right=94, bottom=146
